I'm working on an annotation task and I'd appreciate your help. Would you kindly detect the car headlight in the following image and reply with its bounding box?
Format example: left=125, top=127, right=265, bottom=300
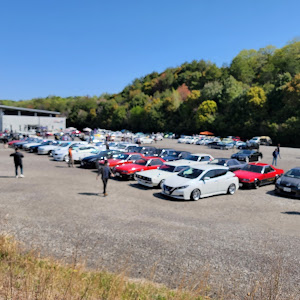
left=174, top=185, right=189, bottom=190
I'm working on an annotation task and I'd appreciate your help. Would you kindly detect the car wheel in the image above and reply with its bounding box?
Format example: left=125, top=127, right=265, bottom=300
left=159, top=179, right=165, bottom=189
left=49, top=150, right=53, bottom=156
left=227, top=183, right=236, bottom=195
left=254, top=179, right=260, bottom=189
left=190, top=189, right=201, bottom=201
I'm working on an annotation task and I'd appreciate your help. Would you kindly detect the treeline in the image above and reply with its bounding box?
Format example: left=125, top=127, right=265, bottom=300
left=1, top=41, right=300, bottom=146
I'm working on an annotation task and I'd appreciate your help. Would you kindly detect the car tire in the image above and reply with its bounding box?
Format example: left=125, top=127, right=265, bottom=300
left=227, top=183, right=236, bottom=195
left=190, top=189, right=201, bottom=201
left=49, top=150, right=53, bottom=156
left=254, top=179, right=260, bottom=189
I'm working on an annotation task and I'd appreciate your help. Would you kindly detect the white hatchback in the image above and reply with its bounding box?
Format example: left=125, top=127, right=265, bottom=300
left=161, top=165, right=239, bottom=200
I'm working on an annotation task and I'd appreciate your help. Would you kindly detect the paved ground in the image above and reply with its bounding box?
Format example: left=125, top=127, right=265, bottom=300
left=0, top=140, right=300, bottom=298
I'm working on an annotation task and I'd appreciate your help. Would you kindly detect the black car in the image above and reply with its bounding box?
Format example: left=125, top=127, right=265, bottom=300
left=209, top=158, right=247, bottom=171
left=80, top=150, right=123, bottom=169
left=162, top=151, right=191, bottom=161
left=231, top=150, right=263, bottom=162
left=237, top=142, right=259, bottom=150
left=207, top=142, right=233, bottom=150
left=275, top=167, right=300, bottom=198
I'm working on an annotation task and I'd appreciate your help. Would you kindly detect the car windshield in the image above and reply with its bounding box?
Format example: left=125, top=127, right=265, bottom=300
left=239, top=150, right=252, bottom=155
left=178, top=167, right=203, bottom=179
left=91, top=149, right=100, bottom=154
left=186, top=155, right=199, bottom=161
left=60, top=143, right=70, bottom=147
left=241, top=164, right=263, bottom=173
left=158, top=164, right=176, bottom=172
left=116, top=154, right=129, bottom=160
left=210, top=159, right=226, bottom=165
left=285, top=169, right=300, bottom=179
left=135, top=159, right=147, bottom=166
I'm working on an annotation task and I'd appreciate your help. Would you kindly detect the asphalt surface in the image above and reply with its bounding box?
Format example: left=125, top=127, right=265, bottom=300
left=0, top=140, right=300, bottom=298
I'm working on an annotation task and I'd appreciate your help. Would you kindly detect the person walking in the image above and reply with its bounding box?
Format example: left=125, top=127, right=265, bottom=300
left=276, top=143, right=281, bottom=159
left=96, top=160, right=114, bottom=196
left=68, top=147, right=74, bottom=167
left=272, top=148, right=278, bottom=166
left=10, top=148, right=24, bottom=178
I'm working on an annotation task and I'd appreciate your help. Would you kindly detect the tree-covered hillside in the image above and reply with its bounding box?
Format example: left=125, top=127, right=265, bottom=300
left=1, top=41, right=300, bottom=146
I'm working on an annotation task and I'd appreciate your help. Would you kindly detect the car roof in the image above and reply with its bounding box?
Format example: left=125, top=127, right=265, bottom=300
left=165, top=161, right=191, bottom=167
left=188, top=164, right=228, bottom=170
left=249, top=162, right=269, bottom=166
left=189, top=153, right=213, bottom=156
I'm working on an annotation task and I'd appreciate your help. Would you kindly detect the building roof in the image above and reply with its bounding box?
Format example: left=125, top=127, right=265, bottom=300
left=0, top=105, right=61, bottom=115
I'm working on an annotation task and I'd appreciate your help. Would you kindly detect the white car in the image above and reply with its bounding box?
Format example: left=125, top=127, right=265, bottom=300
left=136, top=136, right=154, bottom=144
left=70, top=145, right=99, bottom=163
left=135, top=161, right=190, bottom=188
left=38, top=141, right=62, bottom=155
left=162, top=165, right=239, bottom=200
left=178, top=135, right=191, bottom=143
left=185, top=137, right=198, bottom=144
left=52, top=142, right=87, bottom=161
left=177, top=153, right=214, bottom=165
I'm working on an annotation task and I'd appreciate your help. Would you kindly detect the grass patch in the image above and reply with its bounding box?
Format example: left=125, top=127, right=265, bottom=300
left=0, top=235, right=210, bottom=300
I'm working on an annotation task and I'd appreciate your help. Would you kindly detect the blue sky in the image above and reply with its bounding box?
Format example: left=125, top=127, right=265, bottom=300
left=0, top=0, right=299, bottom=101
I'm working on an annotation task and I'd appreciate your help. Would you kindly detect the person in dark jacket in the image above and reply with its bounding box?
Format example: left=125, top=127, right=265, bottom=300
left=96, top=160, right=114, bottom=196
left=10, top=148, right=24, bottom=178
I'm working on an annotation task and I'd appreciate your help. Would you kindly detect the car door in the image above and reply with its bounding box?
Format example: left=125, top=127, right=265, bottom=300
left=147, top=159, right=163, bottom=170
left=262, top=166, right=276, bottom=184
left=200, top=170, right=220, bottom=196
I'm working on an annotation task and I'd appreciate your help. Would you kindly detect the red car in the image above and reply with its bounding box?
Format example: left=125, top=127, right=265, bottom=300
left=114, top=157, right=165, bottom=179
left=99, top=152, right=145, bottom=169
left=234, top=163, right=284, bottom=189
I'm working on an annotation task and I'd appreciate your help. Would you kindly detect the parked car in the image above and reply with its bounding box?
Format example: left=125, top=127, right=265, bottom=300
left=249, top=136, right=272, bottom=146
left=38, top=141, right=63, bottom=155
left=22, top=139, right=44, bottom=151
left=131, top=146, right=157, bottom=156
left=178, top=153, right=214, bottom=165
left=231, top=150, right=263, bottom=162
left=207, top=142, right=233, bottom=150
left=80, top=150, right=123, bottom=169
left=177, top=135, right=191, bottom=143
left=114, top=157, right=165, bottom=179
left=154, top=148, right=176, bottom=157
left=99, top=152, right=145, bottom=169
left=275, top=167, right=300, bottom=198
left=52, top=142, right=87, bottom=161
left=237, top=142, right=259, bottom=150
left=69, top=145, right=99, bottom=163
left=135, top=161, right=190, bottom=188
left=162, top=151, right=191, bottom=161
left=209, top=158, right=246, bottom=172
left=161, top=165, right=239, bottom=200
left=234, top=163, right=284, bottom=189
left=29, top=140, right=59, bottom=153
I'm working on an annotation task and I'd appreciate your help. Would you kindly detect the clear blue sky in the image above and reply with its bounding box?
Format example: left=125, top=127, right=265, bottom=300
left=0, top=0, right=299, bottom=101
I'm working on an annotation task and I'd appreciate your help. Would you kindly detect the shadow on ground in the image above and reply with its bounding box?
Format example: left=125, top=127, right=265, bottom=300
left=281, top=211, right=300, bottom=215
left=78, top=192, right=99, bottom=196
left=0, top=176, right=16, bottom=178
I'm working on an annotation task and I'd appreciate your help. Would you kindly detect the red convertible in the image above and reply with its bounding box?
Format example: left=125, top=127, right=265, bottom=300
left=98, top=152, right=144, bottom=168
left=114, top=157, right=165, bottom=179
left=234, top=163, right=284, bottom=189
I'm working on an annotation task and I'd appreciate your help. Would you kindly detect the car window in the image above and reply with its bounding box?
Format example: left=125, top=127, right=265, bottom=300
left=175, top=166, right=189, bottom=172
left=201, top=156, right=211, bottom=161
left=131, top=155, right=141, bottom=160
left=203, top=170, right=216, bottom=179
left=264, top=166, right=274, bottom=173
left=159, top=164, right=176, bottom=172
left=149, top=159, right=163, bottom=166
left=178, top=167, right=203, bottom=179
left=215, top=169, right=227, bottom=177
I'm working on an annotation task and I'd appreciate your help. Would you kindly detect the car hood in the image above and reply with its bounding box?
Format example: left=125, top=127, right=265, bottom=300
left=279, top=176, right=300, bottom=186
left=39, top=145, right=57, bottom=150
left=164, top=175, right=195, bottom=187
left=82, top=155, right=101, bottom=162
left=136, top=169, right=170, bottom=178
left=115, top=163, right=145, bottom=171
left=234, top=170, right=262, bottom=180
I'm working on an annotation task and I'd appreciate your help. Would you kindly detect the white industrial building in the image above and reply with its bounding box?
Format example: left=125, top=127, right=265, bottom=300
left=0, top=105, right=66, bottom=133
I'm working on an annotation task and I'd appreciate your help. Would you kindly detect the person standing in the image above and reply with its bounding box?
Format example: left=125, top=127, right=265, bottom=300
left=10, top=148, right=24, bottom=178
left=68, top=147, right=74, bottom=167
left=272, top=148, right=278, bottom=166
left=96, top=160, right=114, bottom=196
left=276, top=143, right=281, bottom=159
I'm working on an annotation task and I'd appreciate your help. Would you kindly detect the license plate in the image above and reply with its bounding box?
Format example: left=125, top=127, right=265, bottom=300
left=283, top=187, right=291, bottom=192
left=115, top=172, right=120, bottom=176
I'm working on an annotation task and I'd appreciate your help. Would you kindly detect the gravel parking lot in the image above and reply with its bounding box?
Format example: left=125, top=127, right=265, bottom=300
left=0, top=140, right=300, bottom=298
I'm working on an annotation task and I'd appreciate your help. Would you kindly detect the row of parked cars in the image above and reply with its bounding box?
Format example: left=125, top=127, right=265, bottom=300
left=8, top=137, right=300, bottom=200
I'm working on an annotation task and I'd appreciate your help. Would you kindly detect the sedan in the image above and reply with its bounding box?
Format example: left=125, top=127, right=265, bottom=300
left=114, top=157, right=165, bottom=179
left=99, top=152, right=145, bottom=169
left=161, top=165, right=239, bottom=201
left=231, top=150, right=262, bottom=163
left=209, top=158, right=246, bottom=171
left=234, top=163, right=284, bottom=189
left=275, top=167, right=300, bottom=198
left=80, top=150, right=123, bottom=169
